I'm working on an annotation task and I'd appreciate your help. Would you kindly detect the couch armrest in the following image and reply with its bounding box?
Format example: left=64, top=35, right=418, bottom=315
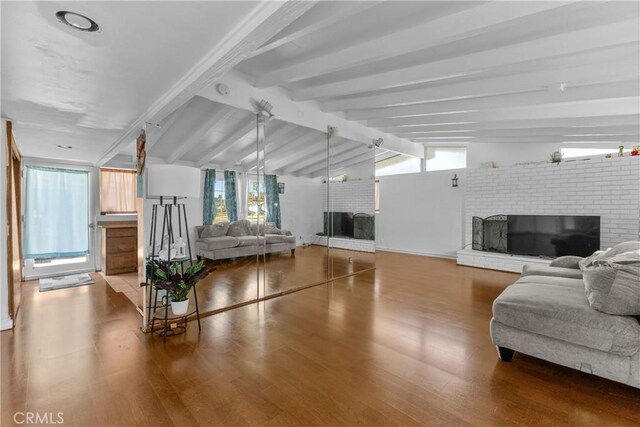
left=549, top=256, right=583, bottom=269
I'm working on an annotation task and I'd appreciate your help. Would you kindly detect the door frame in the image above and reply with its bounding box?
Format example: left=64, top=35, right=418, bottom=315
left=6, top=121, right=22, bottom=322
left=21, top=159, right=96, bottom=280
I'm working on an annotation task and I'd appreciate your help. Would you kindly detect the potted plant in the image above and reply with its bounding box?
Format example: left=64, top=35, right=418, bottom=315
left=151, top=260, right=208, bottom=315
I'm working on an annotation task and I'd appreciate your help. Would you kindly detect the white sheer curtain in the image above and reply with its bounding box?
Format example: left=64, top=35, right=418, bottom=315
left=100, top=168, right=137, bottom=214
left=24, top=166, right=89, bottom=259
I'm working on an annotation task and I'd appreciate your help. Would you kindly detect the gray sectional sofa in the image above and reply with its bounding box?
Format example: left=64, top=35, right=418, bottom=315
left=195, top=220, right=296, bottom=262
left=491, top=241, right=640, bottom=388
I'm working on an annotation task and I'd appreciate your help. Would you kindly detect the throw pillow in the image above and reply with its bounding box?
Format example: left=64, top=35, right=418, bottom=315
left=583, top=251, right=640, bottom=315
left=264, top=222, right=281, bottom=235
left=200, top=222, right=230, bottom=238
left=227, top=220, right=252, bottom=237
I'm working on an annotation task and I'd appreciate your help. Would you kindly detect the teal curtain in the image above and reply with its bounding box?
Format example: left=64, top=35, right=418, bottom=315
left=203, top=169, right=216, bottom=225
left=24, top=166, right=89, bottom=259
left=224, top=170, right=238, bottom=222
left=265, top=175, right=281, bottom=229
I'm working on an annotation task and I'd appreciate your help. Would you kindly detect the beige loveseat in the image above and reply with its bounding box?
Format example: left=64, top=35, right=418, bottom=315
left=195, top=220, right=296, bottom=262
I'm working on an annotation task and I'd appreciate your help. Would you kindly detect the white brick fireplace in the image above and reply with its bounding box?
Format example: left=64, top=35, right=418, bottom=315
left=458, top=156, right=640, bottom=272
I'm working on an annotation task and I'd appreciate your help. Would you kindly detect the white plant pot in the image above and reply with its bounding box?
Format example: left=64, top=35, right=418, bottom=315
left=171, top=299, right=189, bottom=315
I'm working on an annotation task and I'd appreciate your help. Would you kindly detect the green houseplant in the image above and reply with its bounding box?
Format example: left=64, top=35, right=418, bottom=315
left=150, top=260, right=208, bottom=315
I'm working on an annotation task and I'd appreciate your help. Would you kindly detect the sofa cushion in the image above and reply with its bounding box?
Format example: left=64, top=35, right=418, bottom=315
left=493, top=279, right=640, bottom=356
left=227, top=220, right=252, bottom=237
left=549, top=256, right=583, bottom=269
left=522, top=264, right=583, bottom=280
left=250, top=222, right=282, bottom=236
left=584, top=252, right=640, bottom=316
left=200, top=222, right=230, bottom=238
left=264, top=234, right=296, bottom=244
left=236, top=236, right=266, bottom=247
left=579, top=242, right=640, bottom=270
left=196, top=236, right=239, bottom=250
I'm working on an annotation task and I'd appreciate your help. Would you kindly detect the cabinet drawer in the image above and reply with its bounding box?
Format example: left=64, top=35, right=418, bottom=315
left=106, top=252, right=137, bottom=270
left=106, top=236, right=137, bottom=254
left=106, top=227, right=137, bottom=238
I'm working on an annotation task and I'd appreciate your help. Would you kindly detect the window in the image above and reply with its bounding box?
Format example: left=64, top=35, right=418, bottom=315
left=375, top=153, right=421, bottom=177
left=100, top=168, right=136, bottom=214
left=246, top=177, right=265, bottom=223
left=213, top=180, right=227, bottom=223
left=374, top=180, right=380, bottom=213
left=561, top=147, right=631, bottom=159
left=425, top=147, right=467, bottom=171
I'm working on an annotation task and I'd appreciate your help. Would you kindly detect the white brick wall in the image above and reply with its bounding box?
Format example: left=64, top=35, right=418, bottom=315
left=463, top=156, right=640, bottom=251
left=322, top=179, right=375, bottom=215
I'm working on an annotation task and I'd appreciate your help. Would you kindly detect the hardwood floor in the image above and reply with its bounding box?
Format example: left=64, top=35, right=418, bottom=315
left=2, top=251, right=639, bottom=426
left=195, top=245, right=375, bottom=313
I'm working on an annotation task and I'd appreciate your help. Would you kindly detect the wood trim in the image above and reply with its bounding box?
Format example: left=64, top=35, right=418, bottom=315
left=5, top=121, right=22, bottom=324
left=6, top=121, right=14, bottom=321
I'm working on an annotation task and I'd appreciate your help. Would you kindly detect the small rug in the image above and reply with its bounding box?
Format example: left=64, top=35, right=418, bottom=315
left=39, top=273, right=94, bottom=292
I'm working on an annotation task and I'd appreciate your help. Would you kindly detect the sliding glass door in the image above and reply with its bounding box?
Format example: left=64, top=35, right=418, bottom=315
left=23, top=164, right=95, bottom=279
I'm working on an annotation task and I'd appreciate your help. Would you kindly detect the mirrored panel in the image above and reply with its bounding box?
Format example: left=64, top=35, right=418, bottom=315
left=327, top=133, right=376, bottom=280
left=260, top=119, right=329, bottom=295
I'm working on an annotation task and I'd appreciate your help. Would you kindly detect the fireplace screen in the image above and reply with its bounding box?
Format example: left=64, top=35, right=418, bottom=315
left=472, top=215, right=507, bottom=253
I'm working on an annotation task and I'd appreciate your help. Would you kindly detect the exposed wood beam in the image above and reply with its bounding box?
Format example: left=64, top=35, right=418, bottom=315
left=308, top=150, right=375, bottom=178
left=227, top=121, right=296, bottom=169
left=238, top=128, right=323, bottom=172
left=303, top=145, right=373, bottom=177
left=246, top=1, right=382, bottom=61
left=346, top=80, right=639, bottom=121
left=324, top=61, right=639, bottom=112
left=241, top=126, right=311, bottom=170
left=294, top=17, right=640, bottom=100
left=257, top=1, right=576, bottom=88
left=367, top=97, right=640, bottom=128
left=167, top=106, right=235, bottom=164
left=96, top=1, right=316, bottom=166
left=265, top=134, right=327, bottom=172
left=196, top=121, right=254, bottom=167
left=198, top=70, right=423, bottom=158
left=380, top=115, right=640, bottom=134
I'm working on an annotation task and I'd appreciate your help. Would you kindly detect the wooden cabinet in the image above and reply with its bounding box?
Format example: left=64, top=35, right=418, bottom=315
left=100, top=222, right=138, bottom=275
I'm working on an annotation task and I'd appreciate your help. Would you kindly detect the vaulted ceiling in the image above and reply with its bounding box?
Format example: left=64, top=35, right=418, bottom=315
left=2, top=1, right=639, bottom=176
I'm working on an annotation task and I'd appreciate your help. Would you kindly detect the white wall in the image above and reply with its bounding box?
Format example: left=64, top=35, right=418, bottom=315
left=376, top=170, right=465, bottom=258
left=464, top=155, right=640, bottom=250
left=278, top=175, right=323, bottom=246
left=1, top=120, right=12, bottom=330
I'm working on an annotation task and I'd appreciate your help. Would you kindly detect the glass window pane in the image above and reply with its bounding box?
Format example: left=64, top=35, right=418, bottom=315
left=375, top=154, right=421, bottom=176
left=426, top=147, right=467, bottom=171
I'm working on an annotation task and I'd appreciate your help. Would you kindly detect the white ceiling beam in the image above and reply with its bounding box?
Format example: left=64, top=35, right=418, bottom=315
left=381, top=115, right=640, bottom=134
left=166, top=106, right=235, bottom=164
left=308, top=151, right=375, bottom=178
left=145, top=101, right=189, bottom=152
left=256, top=1, right=575, bottom=88
left=304, top=146, right=373, bottom=177
left=280, top=138, right=356, bottom=175
left=367, top=97, right=640, bottom=128
left=346, top=80, right=639, bottom=121
left=414, top=135, right=640, bottom=144
left=294, top=18, right=640, bottom=101
left=266, top=139, right=327, bottom=172
left=96, top=1, right=316, bottom=166
left=241, top=126, right=311, bottom=170
left=395, top=126, right=640, bottom=138
left=198, top=69, right=423, bottom=158
left=228, top=121, right=296, bottom=168
left=325, top=60, right=639, bottom=112
left=246, top=1, right=382, bottom=61
left=196, top=121, right=254, bottom=168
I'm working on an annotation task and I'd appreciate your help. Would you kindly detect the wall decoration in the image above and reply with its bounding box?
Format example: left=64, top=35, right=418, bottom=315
left=136, top=129, right=146, bottom=197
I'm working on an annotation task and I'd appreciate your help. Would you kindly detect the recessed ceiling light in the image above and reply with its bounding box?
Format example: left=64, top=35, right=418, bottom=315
left=56, top=11, right=100, bottom=32
left=56, top=144, right=73, bottom=149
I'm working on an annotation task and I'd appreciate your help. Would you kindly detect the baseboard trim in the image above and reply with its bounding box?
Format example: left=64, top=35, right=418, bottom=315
left=375, top=247, right=457, bottom=260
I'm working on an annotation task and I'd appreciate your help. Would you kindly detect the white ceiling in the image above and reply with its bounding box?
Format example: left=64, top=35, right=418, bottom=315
left=1, top=1, right=258, bottom=163
left=2, top=1, right=639, bottom=173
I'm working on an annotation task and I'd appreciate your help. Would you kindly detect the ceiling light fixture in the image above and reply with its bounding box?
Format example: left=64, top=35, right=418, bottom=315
left=56, top=11, right=100, bottom=32
left=56, top=144, right=73, bottom=149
